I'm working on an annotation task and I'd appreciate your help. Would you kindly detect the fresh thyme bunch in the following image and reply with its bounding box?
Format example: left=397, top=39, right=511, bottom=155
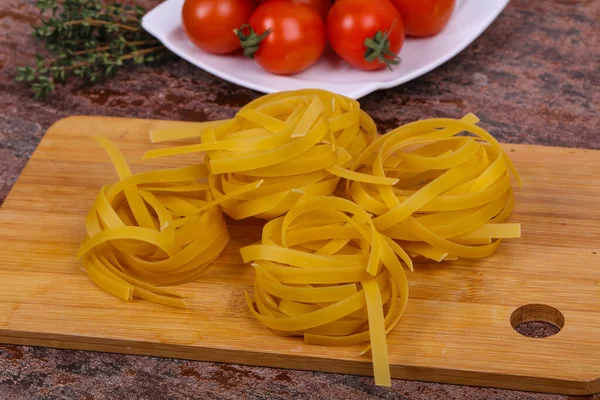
left=16, top=0, right=169, bottom=99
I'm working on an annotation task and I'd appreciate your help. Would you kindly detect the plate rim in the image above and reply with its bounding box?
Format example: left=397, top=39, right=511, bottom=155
left=142, top=0, right=510, bottom=99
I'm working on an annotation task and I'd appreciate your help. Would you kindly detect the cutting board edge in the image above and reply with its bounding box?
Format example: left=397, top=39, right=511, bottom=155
left=1, top=330, right=598, bottom=395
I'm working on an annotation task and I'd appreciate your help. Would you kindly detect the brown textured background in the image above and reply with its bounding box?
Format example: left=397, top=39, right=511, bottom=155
left=1, top=0, right=599, bottom=399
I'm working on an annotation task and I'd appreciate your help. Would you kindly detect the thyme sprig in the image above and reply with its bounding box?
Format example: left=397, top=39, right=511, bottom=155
left=16, top=0, right=169, bottom=99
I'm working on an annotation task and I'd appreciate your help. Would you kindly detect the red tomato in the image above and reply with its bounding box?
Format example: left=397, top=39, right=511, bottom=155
left=389, top=0, right=455, bottom=37
left=257, top=0, right=332, bottom=19
left=238, top=1, right=326, bottom=75
left=182, top=0, right=255, bottom=54
left=326, top=0, right=405, bottom=71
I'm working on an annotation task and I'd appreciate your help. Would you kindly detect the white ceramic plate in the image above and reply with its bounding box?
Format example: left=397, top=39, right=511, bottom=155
left=142, top=0, right=509, bottom=99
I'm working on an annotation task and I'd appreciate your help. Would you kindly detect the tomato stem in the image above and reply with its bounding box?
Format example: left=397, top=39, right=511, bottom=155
left=363, top=20, right=400, bottom=70
left=234, top=24, right=271, bottom=59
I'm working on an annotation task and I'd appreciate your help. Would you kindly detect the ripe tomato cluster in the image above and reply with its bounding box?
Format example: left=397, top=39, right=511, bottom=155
left=182, top=0, right=455, bottom=75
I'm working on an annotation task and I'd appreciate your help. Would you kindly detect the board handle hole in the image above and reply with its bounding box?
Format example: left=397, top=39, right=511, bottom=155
left=510, top=304, right=564, bottom=338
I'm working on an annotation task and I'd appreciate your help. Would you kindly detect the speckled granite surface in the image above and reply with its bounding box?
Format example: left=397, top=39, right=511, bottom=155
left=1, top=0, right=599, bottom=399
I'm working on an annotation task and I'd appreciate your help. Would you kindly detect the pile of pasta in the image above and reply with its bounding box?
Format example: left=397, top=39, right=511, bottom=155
left=79, top=89, right=521, bottom=387
left=144, top=89, right=378, bottom=219
left=240, top=196, right=411, bottom=386
left=349, top=113, right=522, bottom=262
left=77, top=137, right=243, bottom=308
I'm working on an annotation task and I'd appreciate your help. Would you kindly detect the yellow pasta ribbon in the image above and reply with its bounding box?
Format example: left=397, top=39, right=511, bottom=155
left=349, top=115, right=522, bottom=261
left=78, top=137, right=230, bottom=307
left=241, top=196, right=410, bottom=387
left=143, top=90, right=376, bottom=219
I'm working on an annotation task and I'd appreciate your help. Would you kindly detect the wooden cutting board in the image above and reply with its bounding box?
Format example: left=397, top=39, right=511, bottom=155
left=0, top=116, right=598, bottom=395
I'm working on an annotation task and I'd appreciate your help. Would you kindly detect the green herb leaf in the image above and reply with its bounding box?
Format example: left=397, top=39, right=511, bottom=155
left=17, top=0, right=170, bottom=99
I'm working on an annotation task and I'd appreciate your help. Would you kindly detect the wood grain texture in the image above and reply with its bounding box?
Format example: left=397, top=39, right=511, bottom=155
left=0, top=117, right=598, bottom=395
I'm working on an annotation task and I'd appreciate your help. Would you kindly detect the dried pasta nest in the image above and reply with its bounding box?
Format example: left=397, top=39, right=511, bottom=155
left=77, top=137, right=234, bottom=308
left=349, top=114, right=522, bottom=262
left=144, top=89, right=378, bottom=220
left=240, top=196, right=412, bottom=386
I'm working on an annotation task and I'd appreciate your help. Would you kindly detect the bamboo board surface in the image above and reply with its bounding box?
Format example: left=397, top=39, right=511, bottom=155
left=0, top=116, right=598, bottom=395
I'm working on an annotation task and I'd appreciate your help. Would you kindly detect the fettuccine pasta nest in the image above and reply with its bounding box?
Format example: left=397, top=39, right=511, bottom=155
left=77, top=137, right=234, bottom=308
left=349, top=113, right=522, bottom=261
left=144, top=89, right=377, bottom=219
left=240, top=196, right=412, bottom=386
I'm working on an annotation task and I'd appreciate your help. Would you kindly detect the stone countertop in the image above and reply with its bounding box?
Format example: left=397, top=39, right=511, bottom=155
left=0, top=0, right=598, bottom=399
